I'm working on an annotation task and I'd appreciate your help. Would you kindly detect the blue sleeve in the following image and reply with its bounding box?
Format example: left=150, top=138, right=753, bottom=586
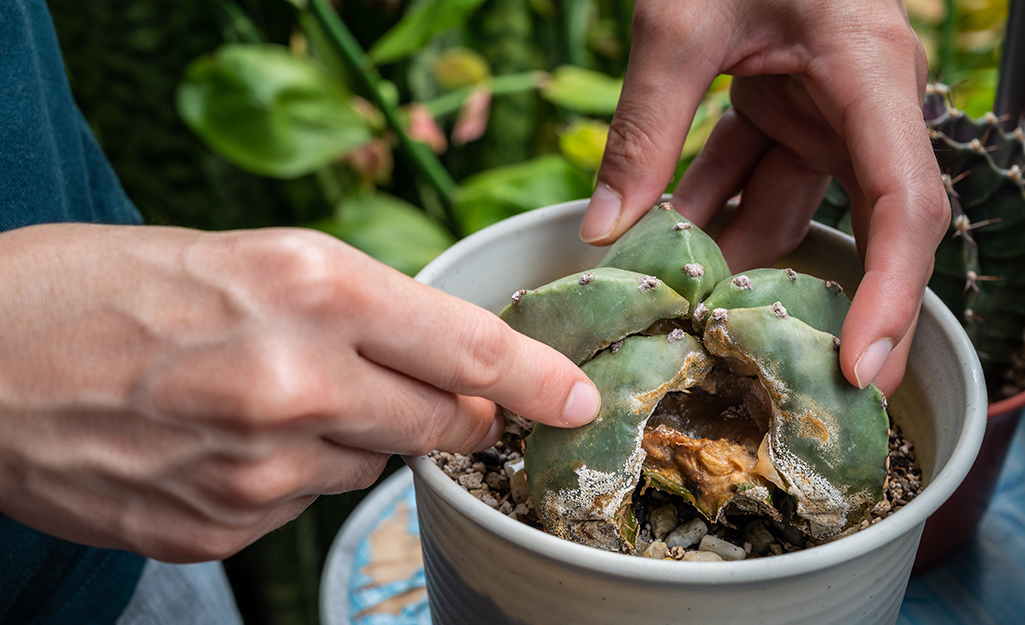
left=0, top=0, right=142, bottom=232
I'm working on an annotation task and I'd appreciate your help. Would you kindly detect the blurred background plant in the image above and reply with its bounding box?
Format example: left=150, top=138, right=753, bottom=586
left=47, top=0, right=1014, bottom=623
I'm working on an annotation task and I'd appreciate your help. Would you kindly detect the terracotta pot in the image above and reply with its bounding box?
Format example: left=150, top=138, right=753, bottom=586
left=913, top=389, right=1025, bottom=572
left=407, top=199, right=987, bottom=625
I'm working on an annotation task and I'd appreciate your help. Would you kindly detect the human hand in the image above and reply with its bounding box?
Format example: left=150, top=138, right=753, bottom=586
left=0, top=224, right=599, bottom=562
left=580, top=0, right=949, bottom=396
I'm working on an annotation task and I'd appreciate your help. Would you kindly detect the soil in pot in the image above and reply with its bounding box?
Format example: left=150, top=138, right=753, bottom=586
left=429, top=412, right=922, bottom=562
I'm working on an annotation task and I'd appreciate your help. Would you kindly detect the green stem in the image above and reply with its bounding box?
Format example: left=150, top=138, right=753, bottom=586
left=564, top=0, right=591, bottom=67
left=306, top=0, right=460, bottom=234
left=216, top=0, right=267, bottom=44
left=939, top=0, right=958, bottom=77
left=422, top=71, right=543, bottom=118
left=994, top=0, right=1024, bottom=129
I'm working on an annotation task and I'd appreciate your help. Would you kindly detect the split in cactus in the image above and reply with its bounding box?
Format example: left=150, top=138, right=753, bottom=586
left=500, top=202, right=890, bottom=554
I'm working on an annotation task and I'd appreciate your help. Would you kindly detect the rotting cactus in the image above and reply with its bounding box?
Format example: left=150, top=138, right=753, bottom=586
left=499, top=202, right=890, bottom=554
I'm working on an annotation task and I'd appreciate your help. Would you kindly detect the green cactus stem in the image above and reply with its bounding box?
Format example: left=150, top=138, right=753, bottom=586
left=695, top=267, right=851, bottom=335
left=923, top=83, right=1025, bottom=399
left=702, top=305, right=890, bottom=538
left=597, top=202, right=731, bottom=310
left=524, top=333, right=714, bottom=553
left=498, top=267, right=690, bottom=365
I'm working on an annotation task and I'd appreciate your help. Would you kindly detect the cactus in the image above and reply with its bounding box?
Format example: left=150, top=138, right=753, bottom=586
left=500, top=202, right=890, bottom=553
left=595, top=203, right=731, bottom=310
left=923, top=83, right=1025, bottom=400
left=500, top=267, right=690, bottom=366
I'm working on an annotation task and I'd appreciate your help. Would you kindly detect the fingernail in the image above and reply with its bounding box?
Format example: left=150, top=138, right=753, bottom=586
left=560, top=381, right=601, bottom=426
left=854, top=338, right=894, bottom=389
left=473, top=416, right=505, bottom=452
left=580, top=183, right=622, bottom=243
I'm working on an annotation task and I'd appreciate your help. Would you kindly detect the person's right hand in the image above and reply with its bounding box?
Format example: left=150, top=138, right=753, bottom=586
left=580, top=0, right=950, bottom=397
left=0, top=223, right=600, bottom=562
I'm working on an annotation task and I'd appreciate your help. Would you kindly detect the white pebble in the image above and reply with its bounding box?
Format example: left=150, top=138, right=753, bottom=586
left=458, top=473, right=483, bottom=489
left=698, top=535, right=747, bottom=561
left=503, top=459, right=524, bottom=478
left=641, top=540, right=668, bottom=560
left=649, top=504, right=679, bottom=540
left=682, top=551, right=723, bottom=562
left=504, top=460, right=529, bottom=503
left=665, top=518, right=708, bottom=549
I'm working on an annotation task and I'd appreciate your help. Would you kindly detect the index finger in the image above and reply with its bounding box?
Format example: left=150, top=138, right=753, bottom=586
left=805, top=32, right=949, bottom=390
left=354, top=273, right=602, bottom=429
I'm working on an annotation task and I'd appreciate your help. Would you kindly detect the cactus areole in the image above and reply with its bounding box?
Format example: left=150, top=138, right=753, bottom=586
left=499, top=202, right=889, bottom=554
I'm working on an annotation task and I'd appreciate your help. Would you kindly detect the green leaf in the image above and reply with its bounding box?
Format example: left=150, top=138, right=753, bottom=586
left=433, top=48, right=492, bottom=89
left=368, top=0, right=489, bottom=65
left=558, top=119, right=608, bottom=170
left=311, top=192, right=455, bottom=276
left=454, top=155, right=594, bottom=234
left=177, top=44, right=372, bottom=179
left=540, top=65, right=622, bottom=115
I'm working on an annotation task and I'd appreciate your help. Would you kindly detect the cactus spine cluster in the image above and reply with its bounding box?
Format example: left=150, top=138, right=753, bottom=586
left=499, top=203, right=889, bottom=554
left=924, top=83, right=1025, bottom=399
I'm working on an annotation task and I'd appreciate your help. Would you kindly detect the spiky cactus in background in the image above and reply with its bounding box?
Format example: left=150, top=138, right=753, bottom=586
left=924, top=83, right=1025, bottom=400
left=500, top=203, right=890, bottom=554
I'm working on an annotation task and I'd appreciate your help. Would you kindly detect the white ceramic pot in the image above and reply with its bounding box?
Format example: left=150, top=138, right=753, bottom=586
left=405, top=199, right=987, bottom=625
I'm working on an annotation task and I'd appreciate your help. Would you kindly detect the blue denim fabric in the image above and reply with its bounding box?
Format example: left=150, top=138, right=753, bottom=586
left=0, top=0, right=141, bottom=231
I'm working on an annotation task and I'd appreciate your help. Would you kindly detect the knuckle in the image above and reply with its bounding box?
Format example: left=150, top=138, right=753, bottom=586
left=208, top=228, right=345, bottom=315
left=400, top=394, right=456, bottom=456
left=453, top=411, right=496, bottom=454
left=630, top=3, right=665, bottom=40
left=603, top=111, right=664, bottom=175
left=630, top=2, right=689, bottom=45
left=873, top=20, right=921, bottom=57
left=348, top=455, right=388, bottom=491
left=233, top=341, right=326, bottom=423
left=448, top=315, right=510, bottom=394
left=218, top=460, right=300, bottom=508
left=776, top=222, right=813, bottom=257
left=260, top=230, right=341, bottom=311
left=909, top=183, right=952, bottom=239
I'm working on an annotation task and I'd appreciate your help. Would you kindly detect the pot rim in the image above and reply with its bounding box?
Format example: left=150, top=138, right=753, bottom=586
left=409, top=199, right=988, bottom=584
